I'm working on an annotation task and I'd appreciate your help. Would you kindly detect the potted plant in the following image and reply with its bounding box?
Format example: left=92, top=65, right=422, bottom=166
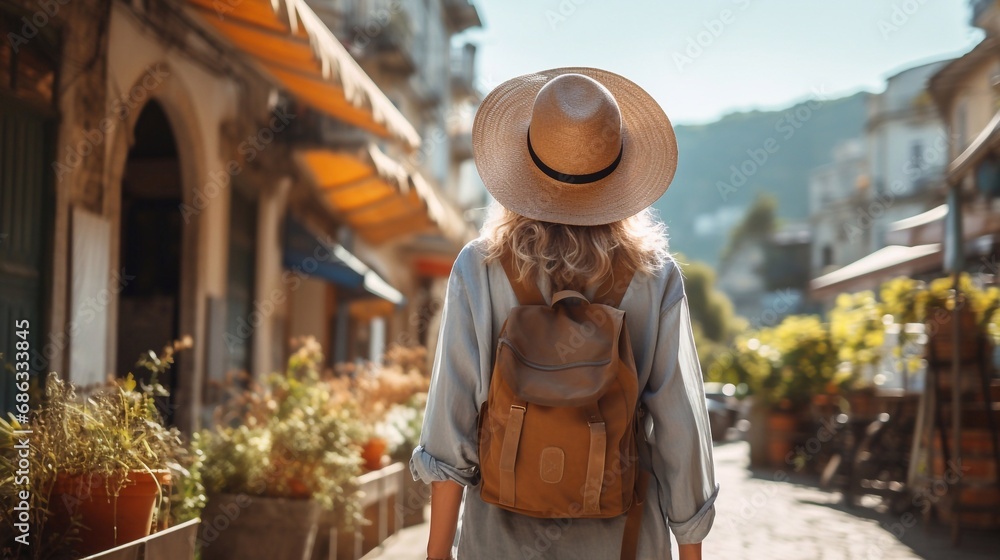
left=329, top=345, right=431, bottom=472
left=0, top=342, right=189, bottom=559
left=829, top=291, right=884, bottom=388
left=715, top=316, right=844, bottom=468
left=197, top=338, right=365, bottom=560
left=377, top=393, right=429, bottom=526
left=707, top=333, right=773, bottom=467
left=920, top=274, right=982, bottom=362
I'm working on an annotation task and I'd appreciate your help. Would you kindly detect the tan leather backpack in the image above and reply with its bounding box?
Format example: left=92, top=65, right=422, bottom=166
left=479, top=252, right=647, bottom=542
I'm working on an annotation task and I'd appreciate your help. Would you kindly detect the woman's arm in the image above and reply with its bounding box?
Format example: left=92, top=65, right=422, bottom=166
left=642, top=282, right=719, bottom=550
left=426, top=481, right=464, bottom=559
left=678, top=542, right=702, bottom=560
left=409, top=244, right=491, bottom=557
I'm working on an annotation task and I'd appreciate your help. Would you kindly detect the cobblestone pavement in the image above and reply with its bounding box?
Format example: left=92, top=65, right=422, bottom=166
left=371, top=441, right=1000, bottom=559
left=702, top=442, right=998, bottom=560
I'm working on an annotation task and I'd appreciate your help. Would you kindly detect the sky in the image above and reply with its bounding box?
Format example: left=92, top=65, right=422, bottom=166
left=457, top=0, right=983, bottom=125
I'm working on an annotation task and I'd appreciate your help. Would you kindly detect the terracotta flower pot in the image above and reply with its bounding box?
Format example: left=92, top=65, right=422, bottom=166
left=200, top=494, right=320, bottom=560
left=47, top=469, right=170, bottom=556
left=925, top=305, right=980, bottom=361
left=765, top=412, right=798, bottom=467
left=362, top=438, right=388, bottom=471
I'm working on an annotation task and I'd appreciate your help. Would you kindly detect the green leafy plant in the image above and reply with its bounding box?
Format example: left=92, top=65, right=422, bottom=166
left=710, top=315, right=846, bottom=411
left=198, top=338, right=366, bottom=523
left=0, top=341, right=189, bottom=559
left=376, top=393, right=427, bottom=463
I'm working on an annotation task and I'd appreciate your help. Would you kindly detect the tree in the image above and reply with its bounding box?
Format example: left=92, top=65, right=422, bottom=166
left=720, top=193, right=778, bottom=263
left=674, top=253, right=744, bottom=373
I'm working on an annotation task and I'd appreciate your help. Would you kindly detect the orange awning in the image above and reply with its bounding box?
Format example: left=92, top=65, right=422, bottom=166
left=297, top=144, right=473, bottom=245
left=186, top=0, right=421, bottom=150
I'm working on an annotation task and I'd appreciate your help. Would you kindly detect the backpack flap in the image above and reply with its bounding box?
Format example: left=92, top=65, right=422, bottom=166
left=496, top=297, right=625, bottom=407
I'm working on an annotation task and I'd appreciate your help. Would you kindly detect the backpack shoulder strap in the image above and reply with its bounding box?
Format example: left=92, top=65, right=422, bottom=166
left=499, top=251, right=546, bottom=305
left=593, top=258, right=635, bottom=308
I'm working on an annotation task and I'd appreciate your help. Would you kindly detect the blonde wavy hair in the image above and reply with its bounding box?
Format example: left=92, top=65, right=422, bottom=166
left=481, top=204, right=671, bottom=291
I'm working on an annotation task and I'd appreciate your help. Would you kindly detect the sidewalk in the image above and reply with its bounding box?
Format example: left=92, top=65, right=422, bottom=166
left=366, top=509, right=429, bottom=559
left=368, top=441, right=1000, bottom=559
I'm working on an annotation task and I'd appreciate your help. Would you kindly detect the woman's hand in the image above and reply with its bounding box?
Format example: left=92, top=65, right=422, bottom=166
left=426, top=480, right=464, bottom=559
left=678, top=542, right=702, bottom=560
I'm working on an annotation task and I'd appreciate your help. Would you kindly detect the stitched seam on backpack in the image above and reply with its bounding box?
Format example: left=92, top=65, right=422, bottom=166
left=499, top=338, right=613, bottom=371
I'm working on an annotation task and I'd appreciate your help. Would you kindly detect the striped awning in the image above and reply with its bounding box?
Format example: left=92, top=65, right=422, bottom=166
left=296, top=144, right=471, bottom=245
left=186, top=0, right=421, bottom=150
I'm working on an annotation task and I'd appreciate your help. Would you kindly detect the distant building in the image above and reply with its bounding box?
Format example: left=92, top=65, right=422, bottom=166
left=866, top=59, right=952, bottom=252
left=304, top=0, right=485, bottom=364
left=926, top=0, right=1000, bottom=271
left=717, top=224, right=811, bottom=325
left=809, top=59, right=952, bottom=305
left=808, top=139, right=870, bottom=276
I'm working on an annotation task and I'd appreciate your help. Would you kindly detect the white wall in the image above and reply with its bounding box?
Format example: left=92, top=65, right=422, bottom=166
left=103, top=4, right=240, bottom=430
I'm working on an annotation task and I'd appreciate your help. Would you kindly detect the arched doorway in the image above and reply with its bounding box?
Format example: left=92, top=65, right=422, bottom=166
left=116, top=101, right=183, bottom=420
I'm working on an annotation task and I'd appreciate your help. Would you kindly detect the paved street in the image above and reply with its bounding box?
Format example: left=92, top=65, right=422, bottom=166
left=372, top=441, right=1000, bottom=559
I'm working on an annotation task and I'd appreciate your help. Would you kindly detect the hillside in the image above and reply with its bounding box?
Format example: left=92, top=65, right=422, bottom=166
left=653, top=92, right=869, bottom=267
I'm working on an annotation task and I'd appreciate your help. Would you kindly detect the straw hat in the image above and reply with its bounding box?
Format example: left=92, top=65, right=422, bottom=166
left=472, top=67, right=677, bottom=226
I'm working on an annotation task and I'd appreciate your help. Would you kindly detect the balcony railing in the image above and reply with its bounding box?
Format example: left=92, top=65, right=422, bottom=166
left=313, top=0, right=416, bottom=76
left=451, top=43, right=477, bottom=101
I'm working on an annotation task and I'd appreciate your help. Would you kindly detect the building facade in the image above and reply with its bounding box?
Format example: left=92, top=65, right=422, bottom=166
left=866, top=59, right=951, bottom=252
left=0, top=0, right=483, bottom=432
left=808, top=138, right=871, bottom=276
left=809, top=60, right=952, bottom=304
left=928, top=0, right=1000, bottom=273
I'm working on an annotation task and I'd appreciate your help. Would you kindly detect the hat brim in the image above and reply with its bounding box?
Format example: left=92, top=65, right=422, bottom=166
left=472, top=67, right=677, bottom=226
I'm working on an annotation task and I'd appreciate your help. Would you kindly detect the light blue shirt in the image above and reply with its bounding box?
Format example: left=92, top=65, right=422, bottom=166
left=411, top=238, right=719, bottom=559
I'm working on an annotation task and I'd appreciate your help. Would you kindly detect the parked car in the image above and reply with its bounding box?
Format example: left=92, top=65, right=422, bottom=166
left=704, top=382, right=739, bottom=441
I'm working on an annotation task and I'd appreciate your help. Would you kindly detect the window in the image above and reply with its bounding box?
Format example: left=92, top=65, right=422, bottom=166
left=910, top=140, right=924, bottom=171
left=822, top=245, right=834, bottom=268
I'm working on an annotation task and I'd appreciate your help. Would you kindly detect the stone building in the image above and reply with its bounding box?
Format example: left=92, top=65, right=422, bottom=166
left=0, top=0, right=482, bottom=431
left=809, top=60, right=951, bottom=303
left=808, top=138, right=870, bottom=276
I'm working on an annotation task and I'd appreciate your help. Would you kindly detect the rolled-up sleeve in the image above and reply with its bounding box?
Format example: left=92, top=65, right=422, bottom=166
left=410, top=246, right=487, bottom=487
left=643, top=292, right=720, bottom=545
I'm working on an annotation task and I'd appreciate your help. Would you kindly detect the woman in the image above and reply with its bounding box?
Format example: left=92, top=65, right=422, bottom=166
left=410, top=68, right=719, bottom=560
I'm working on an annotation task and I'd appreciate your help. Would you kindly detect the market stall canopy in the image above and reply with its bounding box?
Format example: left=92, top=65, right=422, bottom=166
left=810, top=244, right=942, bottom=299
left=186, top=0, right=421, bottom=150
left=283, top=217, right=404, bottom=305
left=296, top=144, right=474, bottom=246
